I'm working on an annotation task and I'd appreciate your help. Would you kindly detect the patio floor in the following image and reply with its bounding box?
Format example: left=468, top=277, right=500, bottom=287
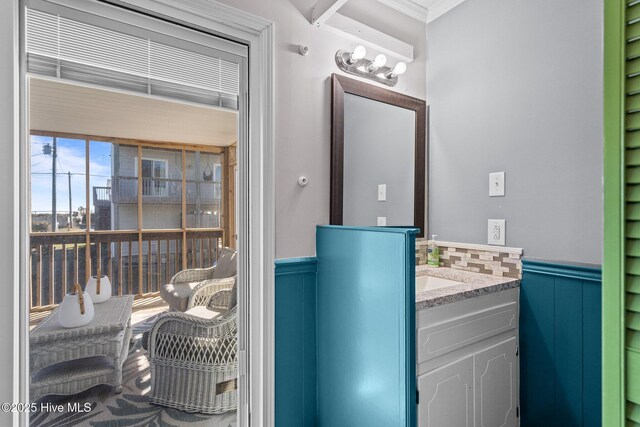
left=28, top=296, right=237, bottom=426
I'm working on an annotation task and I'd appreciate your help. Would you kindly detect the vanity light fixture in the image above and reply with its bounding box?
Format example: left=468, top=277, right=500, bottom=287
left=335, top=48, right=405, bottom=87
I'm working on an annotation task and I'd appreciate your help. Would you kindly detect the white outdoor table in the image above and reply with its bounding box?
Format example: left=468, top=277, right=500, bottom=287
left=30, top=295, right=134, bottom=400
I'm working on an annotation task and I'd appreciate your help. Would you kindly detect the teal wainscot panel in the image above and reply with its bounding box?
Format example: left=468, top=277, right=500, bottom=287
left=275, top=257, right=318, bottom=427
left=316, top=225, right=417, bottom=427
left=520, top=259, right=601, bottom=427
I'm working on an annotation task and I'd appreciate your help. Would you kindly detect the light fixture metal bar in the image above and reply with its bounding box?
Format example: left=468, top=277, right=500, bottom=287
left=335, top=50, right=399, bottom=87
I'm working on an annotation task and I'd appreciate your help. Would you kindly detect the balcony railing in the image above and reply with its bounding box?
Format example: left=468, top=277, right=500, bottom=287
left=93, top=186, right=111, bottom=207
left=111, top=176, right=221, bottom=204
left=29, top=229, right=224, bottom=311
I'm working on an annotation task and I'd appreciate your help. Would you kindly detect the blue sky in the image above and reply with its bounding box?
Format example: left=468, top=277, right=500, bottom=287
left=31, top=135, right=112, bottom=213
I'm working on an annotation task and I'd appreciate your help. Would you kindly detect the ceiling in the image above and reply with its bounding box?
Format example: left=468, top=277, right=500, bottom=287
left=29, top=78, right=238, bottom=147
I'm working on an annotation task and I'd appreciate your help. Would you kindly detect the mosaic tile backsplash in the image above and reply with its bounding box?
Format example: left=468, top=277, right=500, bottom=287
left=416, top=240, right=523, bottom=279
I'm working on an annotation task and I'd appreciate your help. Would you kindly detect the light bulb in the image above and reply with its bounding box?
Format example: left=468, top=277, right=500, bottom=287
left=349, top=45, right=366, bottom=63
left=386, top=62, right=407, bottom=78
left=392, top=62, right=406, bottom=75
left=373, top=54, right=387, bottom=67
left=366, top=54, right=387, bottom=72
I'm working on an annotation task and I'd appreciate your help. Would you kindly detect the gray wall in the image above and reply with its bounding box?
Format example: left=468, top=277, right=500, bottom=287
left=216, top=0, right=427, bottom=258
left=427, top=0, right=603, bottom=264
left=343, top=93, right=415, bottom=227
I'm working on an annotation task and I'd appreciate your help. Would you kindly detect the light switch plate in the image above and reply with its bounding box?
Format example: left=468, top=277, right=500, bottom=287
left=378, top=184, right=386, bottom=201
left=489, top=172, right=505, bottom=197
left=488, top=219, right=506, bottom=245
left=377, top=216, right=387, bottom=226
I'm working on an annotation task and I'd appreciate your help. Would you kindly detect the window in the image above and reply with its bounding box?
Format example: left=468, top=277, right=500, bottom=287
left=186, top=151, right=223, bottom=229
left=135, top=157, right=169, bottom=197
left=29, top=132, right=231, bottom=304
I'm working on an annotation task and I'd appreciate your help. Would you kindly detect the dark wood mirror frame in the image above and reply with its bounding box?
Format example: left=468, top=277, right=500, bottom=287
left=330, top=74, right=427, bottom=237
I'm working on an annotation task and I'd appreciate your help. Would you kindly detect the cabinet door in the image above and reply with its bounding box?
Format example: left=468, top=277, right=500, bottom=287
left=474, top=337, right=518, bottom=427
left=418, top=356, right=473, bottom=427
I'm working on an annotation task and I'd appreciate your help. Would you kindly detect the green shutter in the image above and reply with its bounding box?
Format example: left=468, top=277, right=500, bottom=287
left=627, top=1, right=640, bottom=424
left=605, top=0, right=640, bottom=425
left=606, top=0, right=640, bottom=425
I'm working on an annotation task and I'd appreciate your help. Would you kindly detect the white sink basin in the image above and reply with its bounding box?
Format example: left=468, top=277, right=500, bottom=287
left=416, top=275, right=463, bottom=292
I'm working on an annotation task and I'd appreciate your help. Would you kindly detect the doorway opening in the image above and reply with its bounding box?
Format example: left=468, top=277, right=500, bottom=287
left=23, top=1, right=247, bottom=424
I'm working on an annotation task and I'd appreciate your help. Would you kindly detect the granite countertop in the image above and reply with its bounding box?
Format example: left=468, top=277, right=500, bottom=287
left=415, top=265, right=520, bottom=310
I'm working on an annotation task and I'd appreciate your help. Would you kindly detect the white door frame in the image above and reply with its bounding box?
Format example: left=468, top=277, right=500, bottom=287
left=12, top=1, right=275, bottom=426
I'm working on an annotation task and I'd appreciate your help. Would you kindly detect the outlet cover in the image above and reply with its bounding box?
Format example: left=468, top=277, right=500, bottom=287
left=489, top=172, right=505, bottom=197
left=377, top=216, right=387, bottom=226
left=488, top=219, right=506, bottom=245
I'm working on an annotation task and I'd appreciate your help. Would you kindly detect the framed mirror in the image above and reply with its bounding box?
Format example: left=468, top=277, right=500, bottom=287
left=330, top=74, right=427, bottom=237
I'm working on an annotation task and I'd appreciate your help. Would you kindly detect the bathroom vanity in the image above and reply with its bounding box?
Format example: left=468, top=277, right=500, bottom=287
left=283, top=226, right=521, bottom=426
left=415, top=266, right=520, bottom=427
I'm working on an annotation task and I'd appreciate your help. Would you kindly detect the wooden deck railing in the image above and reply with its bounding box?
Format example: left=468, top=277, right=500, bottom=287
left=29, top=229, right=224, bottom=312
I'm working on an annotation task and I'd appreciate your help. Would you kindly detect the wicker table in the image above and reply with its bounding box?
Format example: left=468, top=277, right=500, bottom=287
left=30, top=295, right=134, bottom=400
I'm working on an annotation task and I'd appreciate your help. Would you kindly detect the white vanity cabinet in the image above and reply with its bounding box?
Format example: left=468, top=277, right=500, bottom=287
left=416, top=287, right=519, bottom=427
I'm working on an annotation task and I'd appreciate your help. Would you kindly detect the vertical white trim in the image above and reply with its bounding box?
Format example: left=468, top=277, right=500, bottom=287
left=16, top=1, right=29, bottom=425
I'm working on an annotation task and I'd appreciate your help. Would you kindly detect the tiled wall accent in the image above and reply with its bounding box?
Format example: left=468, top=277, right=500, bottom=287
left=416, top=240, right=523, bottom=279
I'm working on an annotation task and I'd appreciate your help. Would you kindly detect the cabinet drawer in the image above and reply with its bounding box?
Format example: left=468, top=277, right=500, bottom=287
left=417, top=301, right=518, bottom=364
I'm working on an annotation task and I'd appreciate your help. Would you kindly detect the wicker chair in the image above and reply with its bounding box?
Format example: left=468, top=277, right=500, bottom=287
left=147, top=287, right=238, bottom=414
left=160, top=247, right=237, bottom=312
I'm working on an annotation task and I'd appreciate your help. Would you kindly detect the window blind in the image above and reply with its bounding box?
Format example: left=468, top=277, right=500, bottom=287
left=626, top=0, right=640, bottom=424
left=26, top=8, right=240, bottom=110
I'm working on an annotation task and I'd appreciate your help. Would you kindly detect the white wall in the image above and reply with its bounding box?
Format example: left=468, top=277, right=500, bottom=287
left=0, top=1, right=18, bottom=423
left=216, top=0, right=427, bottom=258
left=426, top=0, right=603, bottom=264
